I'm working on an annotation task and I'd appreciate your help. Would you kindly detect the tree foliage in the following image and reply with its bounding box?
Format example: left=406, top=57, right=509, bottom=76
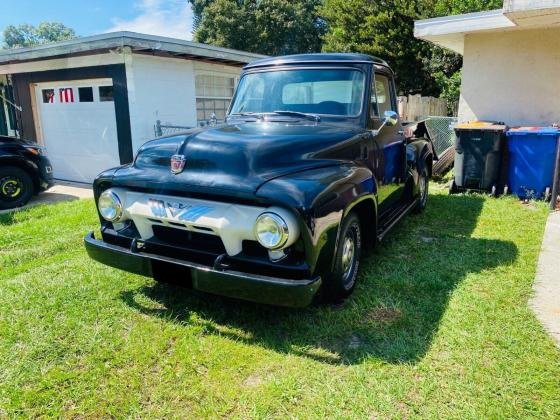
left=191, top=0, right=504, bottom=105
left=432, top=0, right=503, bottom=15
left=189, top=0, right=326, bottom=55
left=3, top=22, right=76, bottom=49
left=321, top=0, right=437, bottom=95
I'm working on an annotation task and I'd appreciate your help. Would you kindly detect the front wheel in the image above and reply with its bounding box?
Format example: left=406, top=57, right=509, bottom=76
left=322, top=212, right=362, bottom=303
left=414, top=167, right=429, bottom=213
left=0, top=166, right=34, bottom=210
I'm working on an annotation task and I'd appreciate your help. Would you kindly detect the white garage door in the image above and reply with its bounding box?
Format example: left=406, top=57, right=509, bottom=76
left=34, top=78, right=121, bottom=183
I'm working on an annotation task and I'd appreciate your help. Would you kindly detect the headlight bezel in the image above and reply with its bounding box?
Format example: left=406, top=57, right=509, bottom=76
left=98, top=189, right=124, bottom=222
left=254, top=212, right=289, bottom=250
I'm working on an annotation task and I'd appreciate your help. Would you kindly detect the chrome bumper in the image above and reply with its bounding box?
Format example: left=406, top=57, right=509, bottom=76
left=84, top=232, right=321, bottom=307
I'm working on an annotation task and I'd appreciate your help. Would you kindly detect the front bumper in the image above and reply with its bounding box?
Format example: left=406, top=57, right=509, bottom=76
left=84, top=232, right=321, bottom=307
left=38, top=156, right=54, bottom=190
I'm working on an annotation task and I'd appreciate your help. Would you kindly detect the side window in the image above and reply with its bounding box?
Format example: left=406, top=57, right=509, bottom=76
left=371, top=74, right=394, bottom=118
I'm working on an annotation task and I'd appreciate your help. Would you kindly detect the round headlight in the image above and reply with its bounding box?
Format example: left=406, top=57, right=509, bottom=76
left=254, top=212, right=289, bottom=250
left=98, top=190, right=123, bottom=222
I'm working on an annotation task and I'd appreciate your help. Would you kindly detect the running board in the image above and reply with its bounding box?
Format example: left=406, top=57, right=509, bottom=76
left=376, top=200, right=419, bottom=242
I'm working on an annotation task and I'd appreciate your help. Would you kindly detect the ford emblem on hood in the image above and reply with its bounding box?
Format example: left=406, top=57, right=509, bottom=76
left=170, top=154, right=186, bottom=174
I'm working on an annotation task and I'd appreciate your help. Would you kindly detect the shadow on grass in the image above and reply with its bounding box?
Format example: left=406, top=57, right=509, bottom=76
left=120, top=193, right=518, bottom=365
left=0, top=193, right=80, bottom=224
left=0, top=211, right=16, bottom=225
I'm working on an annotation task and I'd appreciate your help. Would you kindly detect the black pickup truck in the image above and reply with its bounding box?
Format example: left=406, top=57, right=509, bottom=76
left=0, top=135, right=53, bottom=210
left=85, top=53, right=434, bottom=307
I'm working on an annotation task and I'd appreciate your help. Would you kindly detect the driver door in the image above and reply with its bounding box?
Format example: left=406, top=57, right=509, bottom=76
left=369, top=72, right=406, bottom=216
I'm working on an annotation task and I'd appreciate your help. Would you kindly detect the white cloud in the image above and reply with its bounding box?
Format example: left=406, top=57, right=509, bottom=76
left=106, top=0, right=193, bottom=40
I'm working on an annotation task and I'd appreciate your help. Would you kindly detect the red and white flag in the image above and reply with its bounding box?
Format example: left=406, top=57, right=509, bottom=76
left=59, top=88, right=74, bottom=103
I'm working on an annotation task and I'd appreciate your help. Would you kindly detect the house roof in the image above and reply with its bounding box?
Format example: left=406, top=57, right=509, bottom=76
left=0, top=31, right=266, bottom=66
left=414, top=2, right=560, bottom=54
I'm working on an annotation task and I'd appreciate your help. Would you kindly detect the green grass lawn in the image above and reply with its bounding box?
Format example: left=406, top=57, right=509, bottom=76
left=1, top=183, right=559, bottom=418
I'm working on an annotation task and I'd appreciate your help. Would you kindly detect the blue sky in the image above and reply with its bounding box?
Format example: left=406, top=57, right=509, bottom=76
left=1, top=0, right=194, bottom=42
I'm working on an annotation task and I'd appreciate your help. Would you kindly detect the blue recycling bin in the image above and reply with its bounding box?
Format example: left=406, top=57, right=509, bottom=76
left=506, top=127, right=560, bottom=200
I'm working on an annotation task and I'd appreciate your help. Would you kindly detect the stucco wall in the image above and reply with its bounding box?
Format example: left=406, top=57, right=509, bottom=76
left=458, top=27, right=560, bottom=125
left=125, top=54, right=241, bottom=151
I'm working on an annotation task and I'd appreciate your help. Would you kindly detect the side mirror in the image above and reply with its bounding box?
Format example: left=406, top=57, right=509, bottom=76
left=384, top=110, right=399, bottom=127
left=372, top=110, right=399, bottom=136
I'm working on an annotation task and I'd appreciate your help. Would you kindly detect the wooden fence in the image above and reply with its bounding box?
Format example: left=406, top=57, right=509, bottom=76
left=398, top=95, right=448, bottom=122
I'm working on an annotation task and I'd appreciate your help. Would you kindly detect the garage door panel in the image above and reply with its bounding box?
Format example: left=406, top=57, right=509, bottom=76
left=35, top=79, right=121, bottom=183
left=47, top=154, right=119, bottom=184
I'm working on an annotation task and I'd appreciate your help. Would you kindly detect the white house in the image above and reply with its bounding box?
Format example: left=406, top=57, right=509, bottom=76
left=0, top=32, right=263, bottom=183
left=415, top=0, right=560, bottom=126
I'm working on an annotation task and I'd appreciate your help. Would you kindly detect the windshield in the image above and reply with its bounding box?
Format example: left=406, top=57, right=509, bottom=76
left=229, top=69, right=365, bottom=117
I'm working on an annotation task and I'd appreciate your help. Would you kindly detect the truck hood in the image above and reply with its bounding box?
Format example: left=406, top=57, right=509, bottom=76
left=0, top=135, right=32, bottom=145
left=118, top=121, right=365, bottom=196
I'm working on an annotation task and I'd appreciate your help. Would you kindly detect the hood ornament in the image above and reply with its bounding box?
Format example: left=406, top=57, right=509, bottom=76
left=170, top=154, right=186, bottom=174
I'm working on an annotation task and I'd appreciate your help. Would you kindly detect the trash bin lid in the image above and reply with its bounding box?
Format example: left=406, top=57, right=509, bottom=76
left=455, top=121, right=507, bottom=131
left=506, top=126, right=560, bottom=136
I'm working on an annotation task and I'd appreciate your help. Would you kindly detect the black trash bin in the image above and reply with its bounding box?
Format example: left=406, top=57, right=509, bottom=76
left=450, top=121, right=507, bottom=195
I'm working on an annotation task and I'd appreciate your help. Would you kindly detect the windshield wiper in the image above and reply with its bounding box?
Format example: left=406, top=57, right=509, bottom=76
left=228, top=111, right=321, bottom=122
left=271, top=110, right=321, bottom=122
left=227, top=112, right=264, bottom=121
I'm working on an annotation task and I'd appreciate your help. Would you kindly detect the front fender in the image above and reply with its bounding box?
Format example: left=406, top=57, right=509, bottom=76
left=0, top=155, right=40, bottom=175
left=256, top=164, right=377, bottom=276
left=92, top=167, right=124, bottom=200
left=406, top=138, right=433, bottom=199
left=407, top=138, right=433, bottom=175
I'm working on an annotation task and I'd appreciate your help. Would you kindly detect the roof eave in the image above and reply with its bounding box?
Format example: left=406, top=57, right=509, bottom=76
left=0, top=31, right=266, bottom=67
left=414, top=9, right=515, bottom=55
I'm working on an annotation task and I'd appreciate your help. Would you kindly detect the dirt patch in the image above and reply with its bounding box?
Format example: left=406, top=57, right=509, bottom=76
left=364, top=307, right=402, bottom=325
left=243, top=374, right=264, bottom=387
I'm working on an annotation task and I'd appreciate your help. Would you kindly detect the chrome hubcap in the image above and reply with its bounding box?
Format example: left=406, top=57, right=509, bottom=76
left=341, top=234, right=355, bottom=278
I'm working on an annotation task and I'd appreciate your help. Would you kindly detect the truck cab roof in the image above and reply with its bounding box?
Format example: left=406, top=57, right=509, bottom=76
left=244, top=53, right=391, bottom=71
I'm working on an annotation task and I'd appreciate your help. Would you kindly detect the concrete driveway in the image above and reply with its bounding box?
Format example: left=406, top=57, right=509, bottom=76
left=531, top=211, right=560, bottom=348
left=0, top=181, right=93, bottom=214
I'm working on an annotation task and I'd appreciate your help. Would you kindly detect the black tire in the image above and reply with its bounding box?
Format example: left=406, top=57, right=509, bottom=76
left=322, top=212, right=362, bottom=303
left=0, top=166, right=34, bottom=210
left=414, top=166, right=429, bottom=213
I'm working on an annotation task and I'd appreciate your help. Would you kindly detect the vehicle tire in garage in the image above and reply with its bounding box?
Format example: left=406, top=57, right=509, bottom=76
left=0, top=166, right=34, bottom=210
left=322, top=211, right=362, bottom=303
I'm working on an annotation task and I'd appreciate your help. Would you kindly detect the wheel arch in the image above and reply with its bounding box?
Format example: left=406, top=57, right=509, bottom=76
left=343, top=195, right=377, bottom=250
left=0, top=156, right=40, bottom=193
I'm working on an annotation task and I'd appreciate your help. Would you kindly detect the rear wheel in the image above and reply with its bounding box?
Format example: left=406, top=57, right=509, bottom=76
left=0, top=166, right=34, bottom=210
left=322, top=212, right=362, bottom=303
